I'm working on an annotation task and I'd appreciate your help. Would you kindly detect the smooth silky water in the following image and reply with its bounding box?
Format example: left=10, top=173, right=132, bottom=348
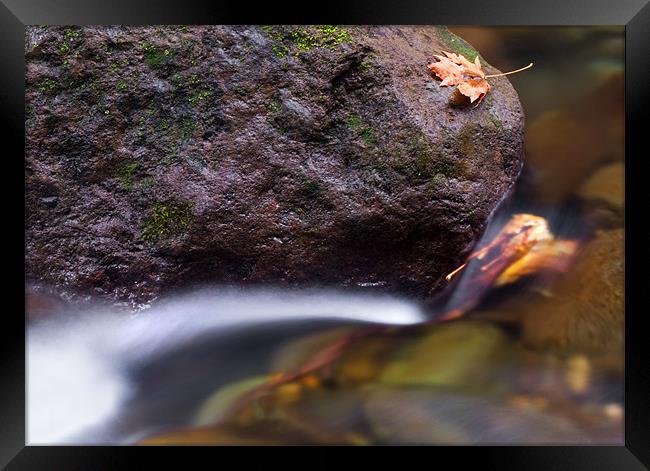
left=28, top=289, right=427, bottom=443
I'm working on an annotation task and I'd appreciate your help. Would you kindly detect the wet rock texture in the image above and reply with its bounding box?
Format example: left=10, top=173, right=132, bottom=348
left=25, top=26, right=525, bottom=304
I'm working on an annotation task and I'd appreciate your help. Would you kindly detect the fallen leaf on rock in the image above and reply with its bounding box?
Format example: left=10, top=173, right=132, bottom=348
left=427, top=54, right=467, bottom=86
left=428, top=51, right=533, bottom=106
left=457, top=77, right=491, bottom=105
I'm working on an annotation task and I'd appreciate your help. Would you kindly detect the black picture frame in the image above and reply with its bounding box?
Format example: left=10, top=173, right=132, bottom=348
left=2, top=0, right=648, bottom=467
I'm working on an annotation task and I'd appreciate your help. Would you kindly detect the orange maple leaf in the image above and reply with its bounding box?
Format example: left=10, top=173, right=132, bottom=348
left=457, top=77, right=491, bottom=104
left=428, top=51, right=532, bottom=106
left=441, top=51, right=485, bottom=78
left=427, top=55, right=466, bottom=86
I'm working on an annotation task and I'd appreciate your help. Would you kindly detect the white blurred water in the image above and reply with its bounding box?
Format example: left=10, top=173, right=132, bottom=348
left=27, top=287, right=426, bottom=444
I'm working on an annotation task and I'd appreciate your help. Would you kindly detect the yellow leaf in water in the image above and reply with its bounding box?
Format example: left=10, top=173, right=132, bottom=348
left=192, top=375, right=268, bottom=426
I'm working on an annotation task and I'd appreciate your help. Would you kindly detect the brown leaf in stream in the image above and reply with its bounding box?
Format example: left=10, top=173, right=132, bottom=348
left=440, top=214, right=579, bottom=321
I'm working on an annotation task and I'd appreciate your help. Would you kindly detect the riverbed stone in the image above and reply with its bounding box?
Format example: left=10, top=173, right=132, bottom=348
left=521, top=229, right=624, bottom=356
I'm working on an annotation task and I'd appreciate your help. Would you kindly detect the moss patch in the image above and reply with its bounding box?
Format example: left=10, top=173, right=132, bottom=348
left=453, top=123, right=492, bottom=179
left=360, top=53, right=376, bottom=73
left=38, top=77, right=59, bottom=94
left=345, top=113, right=363, bottom=130
left=142, top=201, right=194, bottom=243
left=170, top=73, right=213, bottom=107
left=456, top=123, right=486, bottom=157
left=435, top=27, right=480, bottom=61
left=387, top=128, right=465, bottom=181
left=430, top=172, right=448, bottom=187
left=142, top=42, right=172, bottom=69
left=116, top=161, right=139, bottom=190
left=360, top=127, right=377, bottom=146
left=300, top=178, right=323, bottom=199
left=267, top=99, right=282, bottom=115
left=189, top=89, right=212, bottom=105
left=261, top=25, right=351, bottom=58
left=59, top=28, right=81, bottom=55
left=489, top=113, right=503, bottom=130
left=395, top=134, right=436, bottom=179
left=346, top=112, right=377, bottom=146
left=169, top=117, right=198, bottom=141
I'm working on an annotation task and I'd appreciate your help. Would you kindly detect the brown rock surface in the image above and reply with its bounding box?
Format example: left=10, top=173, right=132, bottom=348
left=25, top=26, right=525, bottom=304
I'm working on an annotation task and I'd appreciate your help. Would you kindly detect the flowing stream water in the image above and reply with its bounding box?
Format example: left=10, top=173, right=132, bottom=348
left=28, top=289, right=428, bottom=443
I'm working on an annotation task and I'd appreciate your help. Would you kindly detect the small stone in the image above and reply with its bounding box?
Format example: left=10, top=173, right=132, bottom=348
left=378, top=321, right=515, bottom=391
left=578, top=162, right=623, bottom=207
left=521, top=229, right=624, bottom=356
left=577, top=162, right=624, bottom=227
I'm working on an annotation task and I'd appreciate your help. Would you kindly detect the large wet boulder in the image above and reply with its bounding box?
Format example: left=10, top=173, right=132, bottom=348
left=25, top=25, right=525, bottom=305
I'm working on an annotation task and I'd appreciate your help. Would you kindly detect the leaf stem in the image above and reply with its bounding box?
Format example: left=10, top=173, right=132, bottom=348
left=485, top=62, right=534, bottom=78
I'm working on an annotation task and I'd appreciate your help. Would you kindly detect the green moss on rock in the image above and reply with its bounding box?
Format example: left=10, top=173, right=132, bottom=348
left=38, top=78, right=59, bottom=94
left=300, top=178, right=323, bottom=199
left=142, top=42, right=172, bottom=69
left=142, top=200, right=194, bottom=243
left=59, top=28, right=81, bottom=55
left=360, top=53, right=376, bottom=72
left=346, top=112, right=377, bottom=146
left=262, top=25, right=351, bottom=58
left=435, top=27, right=480, bottom=61
left=489, top=113, right=503, bottom=129
left=116, top=161, right=139, bottom=190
